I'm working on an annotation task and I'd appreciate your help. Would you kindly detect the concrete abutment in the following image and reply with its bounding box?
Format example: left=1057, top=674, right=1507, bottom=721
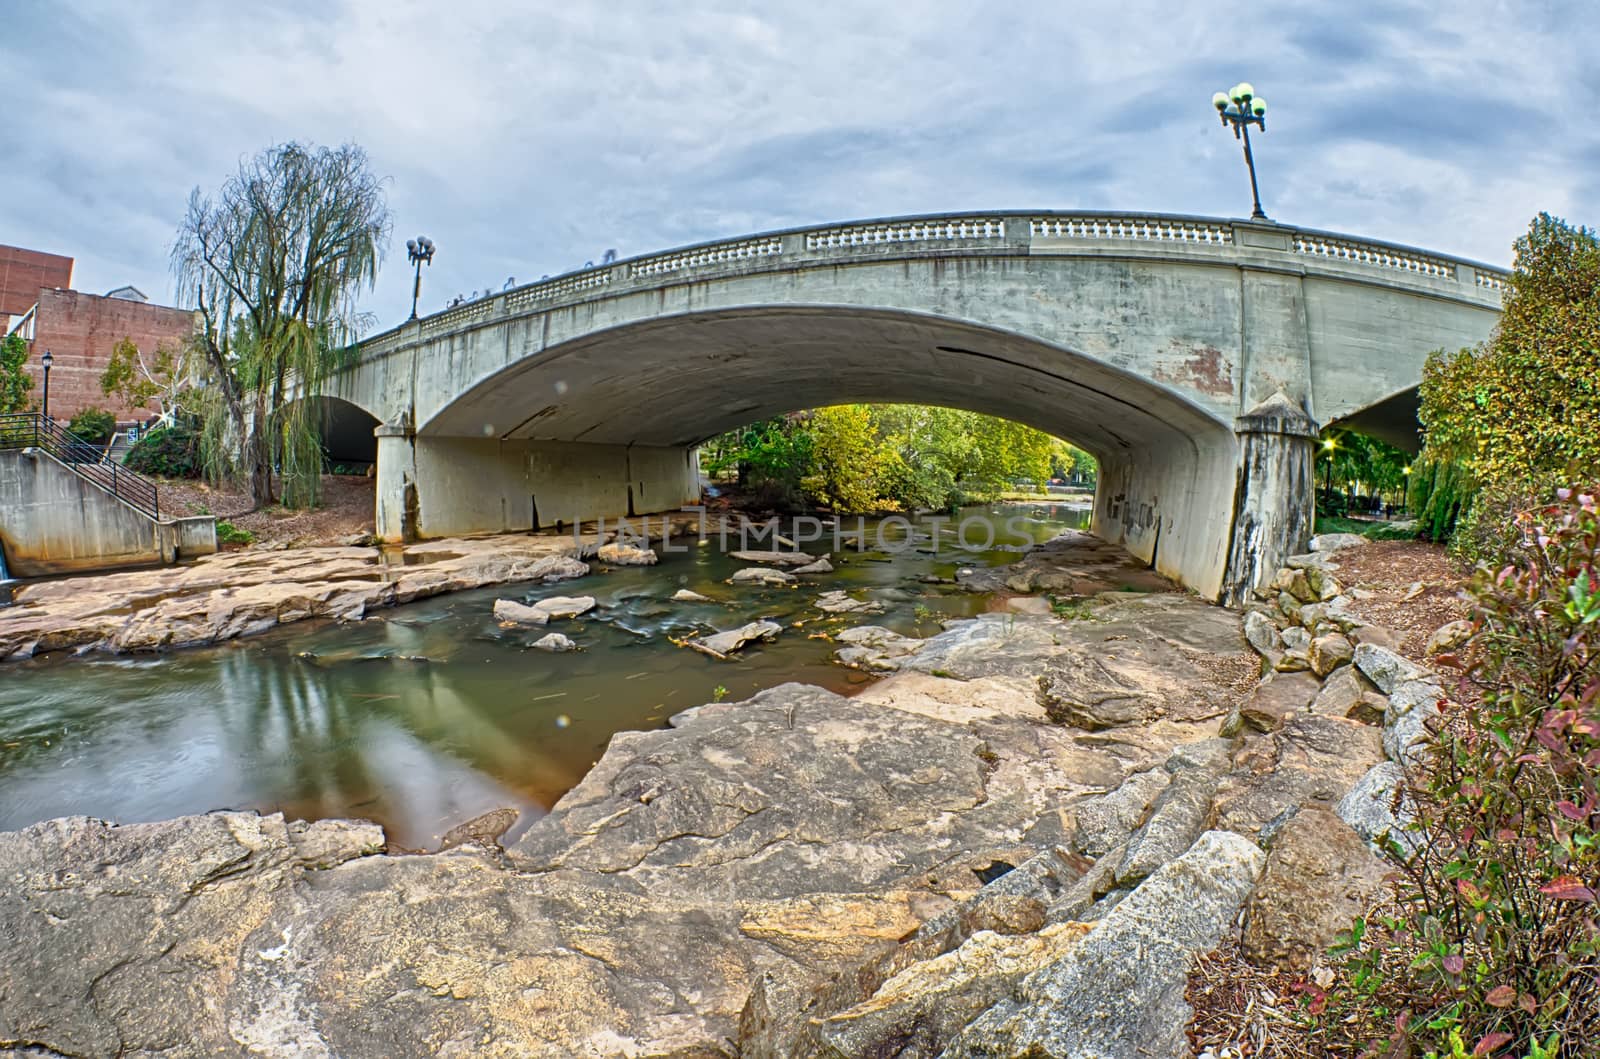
left=375, top=428, right=700, bottom=542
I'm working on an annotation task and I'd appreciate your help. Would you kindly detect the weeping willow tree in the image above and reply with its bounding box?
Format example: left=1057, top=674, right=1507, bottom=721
left=173, top=142, right=391, bottom=508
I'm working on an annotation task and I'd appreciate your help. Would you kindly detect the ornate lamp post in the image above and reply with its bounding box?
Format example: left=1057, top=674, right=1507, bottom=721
left=39, top=348, right=53, bottom=419
left=406, top=236, right=435, bottom=320
left=1212, top=82, right=1269, bottom=220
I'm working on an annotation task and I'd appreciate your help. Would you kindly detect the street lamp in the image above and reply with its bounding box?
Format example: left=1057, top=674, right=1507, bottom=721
left=39, top=348, right=53, bottom=420
left=1212, top=82, right=1270, bottom=220
left=406, top=236, right=436, bottom=320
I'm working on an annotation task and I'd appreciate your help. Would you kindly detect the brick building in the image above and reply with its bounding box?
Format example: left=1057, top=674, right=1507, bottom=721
left=8, top=286, right=197, bottom=423
left=0, top=245, right=74, bottom=331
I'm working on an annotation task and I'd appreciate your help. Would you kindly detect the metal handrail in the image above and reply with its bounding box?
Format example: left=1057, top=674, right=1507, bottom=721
left=0, top=413, right=160, bottom=520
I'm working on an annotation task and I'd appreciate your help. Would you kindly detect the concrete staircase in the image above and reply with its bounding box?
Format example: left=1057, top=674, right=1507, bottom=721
left=0, top=414, right=216, bottom=577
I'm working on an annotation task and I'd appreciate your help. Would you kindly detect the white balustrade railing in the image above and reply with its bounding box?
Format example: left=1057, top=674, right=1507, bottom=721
left=628, top=235, right=783, bottom=279
left=420, top=299, right=496, bottom=336
left=805, top=217, right=1007, bottom=250
left=506, top=269, right=612, bottom=312
left=1030, top=216, right=1233, bottom=244
left=381, top=213, right=1503, bottom=349
left=1292, top=233, right=1456, bottom=280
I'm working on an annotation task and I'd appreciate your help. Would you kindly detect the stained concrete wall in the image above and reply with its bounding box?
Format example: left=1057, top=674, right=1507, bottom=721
left=375, top=433, right=699, bottom=541
left=0, top=450, right=217, bottom=576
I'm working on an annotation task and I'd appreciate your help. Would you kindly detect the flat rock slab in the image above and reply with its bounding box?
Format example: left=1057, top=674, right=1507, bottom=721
left=815, top=589, right=885, bottom=614
left=688, top=620, right=782, bottom=659
left=956, top=529, right=1178, bottom=597
left=730, top=550, right=817, bottom=566
left=730, top=567, right=795, bottom=586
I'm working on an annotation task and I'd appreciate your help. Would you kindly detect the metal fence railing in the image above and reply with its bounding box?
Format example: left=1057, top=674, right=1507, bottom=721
left=0, top=413, right=160, bottom=520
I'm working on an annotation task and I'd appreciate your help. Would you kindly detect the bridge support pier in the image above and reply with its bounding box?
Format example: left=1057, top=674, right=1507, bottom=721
left=1220, top=392, right=1317, bottom=607
left=374, top=428, right=701, bottom=543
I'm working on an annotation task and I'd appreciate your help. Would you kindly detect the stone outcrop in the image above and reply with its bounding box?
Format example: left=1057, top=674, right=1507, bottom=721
left=0, top=533, right=1449, bottom=1057
left=0, top=534, right=594, bottom=662
left=941, top=832, right=1266, bottom=1059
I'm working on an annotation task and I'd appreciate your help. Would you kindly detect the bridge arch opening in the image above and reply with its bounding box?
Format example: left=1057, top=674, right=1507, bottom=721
left=294, top=396, right=381, bottom=472
left=394, top=307, right=1241, bottom=597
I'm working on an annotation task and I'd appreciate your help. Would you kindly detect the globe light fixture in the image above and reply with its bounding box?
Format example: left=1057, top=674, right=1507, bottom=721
left=406, top=236, right=436, bottom=320
left=1212, top=81, right=1270, bottom=220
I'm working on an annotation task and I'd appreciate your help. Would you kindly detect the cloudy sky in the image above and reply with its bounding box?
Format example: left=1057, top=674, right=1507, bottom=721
left=3, top=1, right=1595, bottom=326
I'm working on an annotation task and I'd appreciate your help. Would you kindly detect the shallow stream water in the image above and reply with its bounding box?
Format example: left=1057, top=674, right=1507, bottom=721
left=0, top=502, right=1089, bottom=848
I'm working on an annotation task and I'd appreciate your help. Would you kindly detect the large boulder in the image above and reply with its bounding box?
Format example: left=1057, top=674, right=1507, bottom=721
left=1239, top=671, right=1321, bottom=732
left=1354, top=643, right=1430, bottom=694
left=596, top=542, right=658, bottom=565
left=493, top=594, right=596, bottom=625
left=1337, top=761, right=1419, bottom=857
left=1115, top=741, right=1233, bottom=884
left=1242, top=806, right=1392, bottom=973
left=1425, top=619, right=1474, bottom=657
left=941, top=831, right=1266, bottom=1059
left=1385, top=679, right=1444, bottom=766
left=1071, top=769, right=1170, bottom=858
left=1212, top=714, right=1384, bottom=836
left=1309, top=633, right=1355, bottom=676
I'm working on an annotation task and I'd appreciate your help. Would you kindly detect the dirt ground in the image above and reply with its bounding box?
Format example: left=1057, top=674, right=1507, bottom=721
left=157, top=474, right=376, bottom=548
left=1330, top=539, right=1471, bottom=662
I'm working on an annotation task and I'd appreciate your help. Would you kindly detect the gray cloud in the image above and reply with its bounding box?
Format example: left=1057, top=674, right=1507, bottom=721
left=1, top=0, right=1594, bottom=326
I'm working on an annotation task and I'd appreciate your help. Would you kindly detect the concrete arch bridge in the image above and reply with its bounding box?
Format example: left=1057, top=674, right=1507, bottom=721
left=321, top=211, right=1506, bottom=605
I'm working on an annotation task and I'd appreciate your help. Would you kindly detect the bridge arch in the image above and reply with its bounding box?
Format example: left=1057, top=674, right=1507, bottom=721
left=331, top=211, right=1505, bottom=603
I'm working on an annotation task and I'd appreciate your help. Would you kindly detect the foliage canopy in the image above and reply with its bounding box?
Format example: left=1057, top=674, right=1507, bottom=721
left=1415, top=214, right=1600, bottom=549
left=706, top=404, right=1085, bottom=513
left=172, top=141, right=391, bottom=509
left=0, top=332, right=34, bottom=415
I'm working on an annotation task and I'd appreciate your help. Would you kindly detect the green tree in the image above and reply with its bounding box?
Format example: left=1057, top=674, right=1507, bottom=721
left=0, top=332, right=34, bottom=414
left=172, top=141, right=391, bottom=509
left=101, top=336, right=191, bottom=421
left=804, top=405, right=893, bottom=512
left=1419, top=213, right=1600, bottom=491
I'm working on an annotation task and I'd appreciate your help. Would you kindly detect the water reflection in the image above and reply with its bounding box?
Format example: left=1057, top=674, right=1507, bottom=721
left=0, top=502, right=1089, bottom=847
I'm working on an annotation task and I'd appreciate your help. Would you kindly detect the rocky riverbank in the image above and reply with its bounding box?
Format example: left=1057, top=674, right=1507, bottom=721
left=0, top=534, right=1457, bottom=1057
left=0, top=518, right=721, bottom=662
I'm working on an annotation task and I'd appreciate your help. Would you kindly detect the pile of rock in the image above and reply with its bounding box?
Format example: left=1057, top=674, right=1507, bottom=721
left=1238, top=535, right=1446, bottom=853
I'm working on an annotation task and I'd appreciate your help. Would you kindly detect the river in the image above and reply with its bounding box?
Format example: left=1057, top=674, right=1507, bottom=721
left=0, top=501, right=1090, bottom=848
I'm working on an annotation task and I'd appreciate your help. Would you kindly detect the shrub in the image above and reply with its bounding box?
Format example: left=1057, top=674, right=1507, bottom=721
left=215, top=520, right=255, bottom=546
left=66, top=407, right=116, bottom=445
left=124, top=425, right=202, bottom=479
left=1309, top=486, right=1600, bottom=1057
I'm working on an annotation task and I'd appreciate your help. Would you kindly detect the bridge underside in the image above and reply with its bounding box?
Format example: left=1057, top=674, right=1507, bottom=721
left=363, top=308, right=1311, bottom=603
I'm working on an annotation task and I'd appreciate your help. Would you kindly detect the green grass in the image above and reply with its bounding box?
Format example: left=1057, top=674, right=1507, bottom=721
left=1314, top=514, right=1417, bottom=541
